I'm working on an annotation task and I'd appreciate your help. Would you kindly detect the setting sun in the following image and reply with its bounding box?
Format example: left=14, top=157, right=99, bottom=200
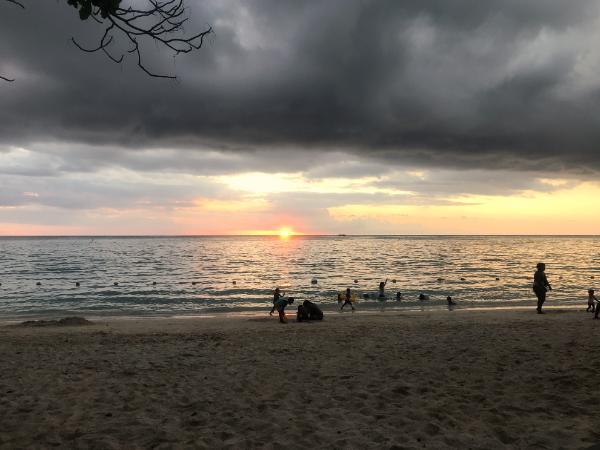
left=278, top=227, right=292, bottom=238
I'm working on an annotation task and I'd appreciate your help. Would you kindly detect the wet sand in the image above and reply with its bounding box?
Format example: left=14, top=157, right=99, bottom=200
left=1, top=308, right=600, bottom=449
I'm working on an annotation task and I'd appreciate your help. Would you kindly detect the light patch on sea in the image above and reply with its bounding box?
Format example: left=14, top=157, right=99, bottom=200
left=0, top=236, right=598, bottom=318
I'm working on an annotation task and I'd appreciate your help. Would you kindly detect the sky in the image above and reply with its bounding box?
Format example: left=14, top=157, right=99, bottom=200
left=1, top=0, right=600, bottom=235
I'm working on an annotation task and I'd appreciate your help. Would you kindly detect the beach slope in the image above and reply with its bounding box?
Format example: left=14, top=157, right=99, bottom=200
left=1, top=310, right=599, bottom=449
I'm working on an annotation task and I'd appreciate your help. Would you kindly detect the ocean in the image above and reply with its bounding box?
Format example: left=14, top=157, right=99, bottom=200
left=0, top=236, right=598, bottom=318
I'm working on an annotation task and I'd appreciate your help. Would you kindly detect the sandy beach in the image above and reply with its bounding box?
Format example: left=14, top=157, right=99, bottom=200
left=1, top=308, right=600, bottom=449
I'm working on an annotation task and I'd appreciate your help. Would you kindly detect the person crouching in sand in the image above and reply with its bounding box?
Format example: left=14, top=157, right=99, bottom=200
left=587, top=289, right=597, bottom=313
left=341, top=287, right=355, bottom=311
left=270, top=297, right=294, bottom=323
left=533, top=262, right=552, bottom=314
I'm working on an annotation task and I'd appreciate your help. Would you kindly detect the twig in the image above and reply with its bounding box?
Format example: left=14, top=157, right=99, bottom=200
left=5, top=0, right=24, bottom=8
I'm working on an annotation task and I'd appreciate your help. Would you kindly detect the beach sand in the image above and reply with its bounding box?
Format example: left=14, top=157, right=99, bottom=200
left=1, top=309, right=600, bottom=449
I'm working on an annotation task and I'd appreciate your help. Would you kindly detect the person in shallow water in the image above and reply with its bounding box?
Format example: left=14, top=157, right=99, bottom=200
left=341, top=287, right=355, bottom=311
left=532, top=262, right=552, bottom=314
left=270, top=297, right=294, bottom=323
left=378, top=279, right=388, bottom=298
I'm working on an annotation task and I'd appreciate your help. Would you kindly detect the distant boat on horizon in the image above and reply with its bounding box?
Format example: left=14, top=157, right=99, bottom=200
left=337, top=234, right=347, bottom=236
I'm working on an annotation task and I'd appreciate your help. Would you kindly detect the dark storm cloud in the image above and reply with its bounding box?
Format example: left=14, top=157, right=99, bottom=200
left=2, top=0, right=600, bottom=172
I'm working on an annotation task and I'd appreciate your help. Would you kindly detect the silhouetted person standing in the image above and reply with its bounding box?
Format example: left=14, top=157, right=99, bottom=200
left=533, top=262, right=552, bottom=314
left=587, top=289, right=597, bottom=313
left=378, top=279, right=388, bottom=299
left=341, top=287, right=355, bottom=311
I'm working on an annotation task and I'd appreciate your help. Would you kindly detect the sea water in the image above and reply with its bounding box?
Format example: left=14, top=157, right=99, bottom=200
left=0, top=236, right=598, bottom=318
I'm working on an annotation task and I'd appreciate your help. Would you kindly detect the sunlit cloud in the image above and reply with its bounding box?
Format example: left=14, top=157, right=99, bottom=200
left=210, top=172, right=415, bottom=196
left=328, top=181, right=600, bottom=234
left=184, top=197, right=270, bottom=213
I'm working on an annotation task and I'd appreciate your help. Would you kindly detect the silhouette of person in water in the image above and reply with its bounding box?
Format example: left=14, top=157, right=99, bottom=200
left=378, top=279, right=388, bottom=299
left=341, top=287, right=355, bottom=311
left=533, top=262, right=552, bottom=314
left=588, top=289, right=597, bottom=313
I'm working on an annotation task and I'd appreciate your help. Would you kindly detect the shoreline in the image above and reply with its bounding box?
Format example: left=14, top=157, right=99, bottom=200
left=0, top=300, right=590, bottom=326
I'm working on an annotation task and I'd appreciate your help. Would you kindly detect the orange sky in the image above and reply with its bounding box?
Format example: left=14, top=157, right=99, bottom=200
left=2, top=174, right=599, bottom=236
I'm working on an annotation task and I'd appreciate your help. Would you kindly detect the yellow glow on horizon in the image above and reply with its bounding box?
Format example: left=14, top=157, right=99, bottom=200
left=328, top=182, right=600, bottom=234
left=236, top=227, right=303, bottom=236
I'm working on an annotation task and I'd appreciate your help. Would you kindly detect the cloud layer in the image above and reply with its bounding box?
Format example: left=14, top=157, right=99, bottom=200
left=2, top=0, right=600, bottom=171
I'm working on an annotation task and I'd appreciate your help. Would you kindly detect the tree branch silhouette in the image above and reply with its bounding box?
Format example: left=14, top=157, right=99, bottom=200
left=5, top=0, right=24, bottom=8
left=1, top=0, right=212, bottom=81
left=68, top=0, right=212, bottom=79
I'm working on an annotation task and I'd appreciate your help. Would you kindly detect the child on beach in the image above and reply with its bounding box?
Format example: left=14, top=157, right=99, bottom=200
left=588, top=289, right=597, bottom=313
left=341, top=287, right=355, bottom=311
left=270, top=297, right=294, bottom=323
left=378, top=279, right=388, bottom=299
left=533, top=263, right=552, bottom=314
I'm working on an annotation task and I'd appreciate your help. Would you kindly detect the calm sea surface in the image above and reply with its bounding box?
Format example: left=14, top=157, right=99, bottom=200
left=0, top=236, right=598, bottom=318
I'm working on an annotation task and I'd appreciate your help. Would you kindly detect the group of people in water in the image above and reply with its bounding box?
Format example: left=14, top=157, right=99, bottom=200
left=269, top=278, right=456, bottom=323
left=269, top=262, right=600, bottom=323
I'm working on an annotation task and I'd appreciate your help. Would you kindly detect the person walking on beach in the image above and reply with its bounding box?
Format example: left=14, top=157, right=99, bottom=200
left=587, top=289, right=597, bottom=313
left=341, top=287, right=355, bottom=311
left=378, top=279, right=388, bottom=299
left=533, top=262, right=552, bottom=314
left=270, top=297, right=294, bottom=323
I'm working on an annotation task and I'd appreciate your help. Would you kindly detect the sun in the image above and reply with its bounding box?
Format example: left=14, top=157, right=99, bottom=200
left=278, top=227, right=292, bottom=238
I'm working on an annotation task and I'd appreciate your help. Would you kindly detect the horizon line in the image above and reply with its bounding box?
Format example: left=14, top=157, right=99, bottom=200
left=1, top=234, right=600, bottom=238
